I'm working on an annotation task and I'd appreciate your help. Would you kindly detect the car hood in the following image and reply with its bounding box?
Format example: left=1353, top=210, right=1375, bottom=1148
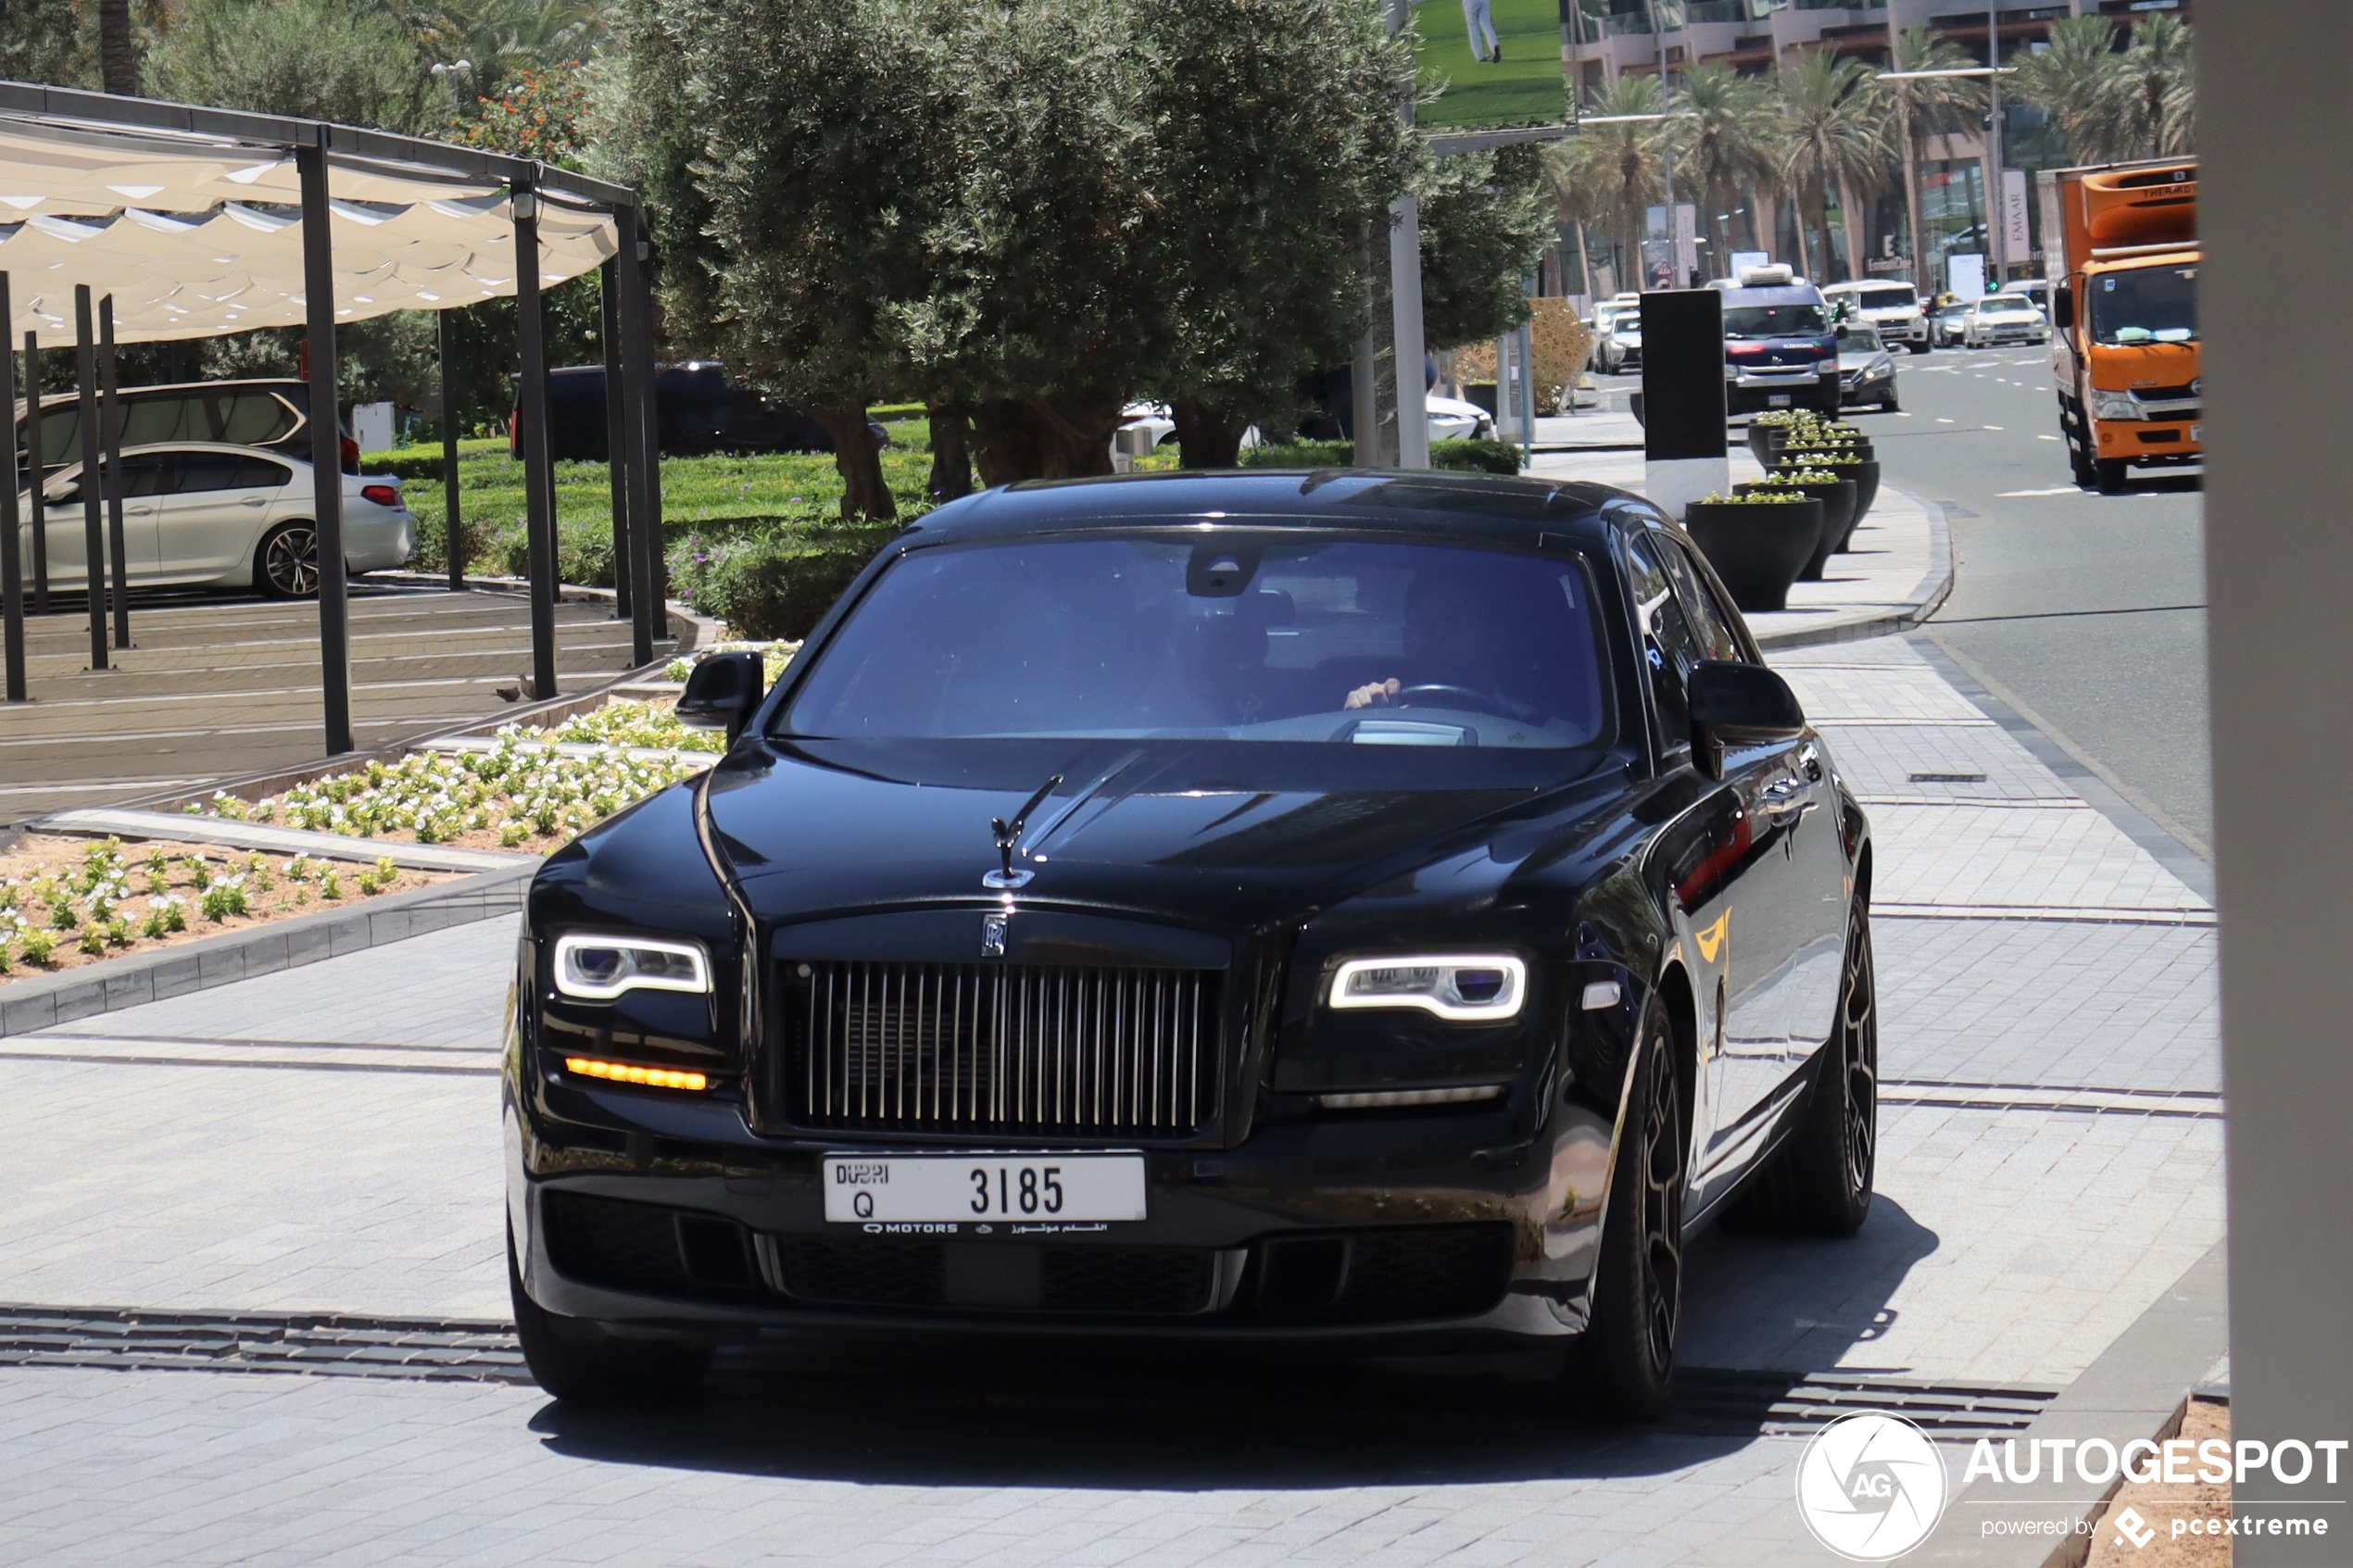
left=693, top=735, right=1622, bottom=935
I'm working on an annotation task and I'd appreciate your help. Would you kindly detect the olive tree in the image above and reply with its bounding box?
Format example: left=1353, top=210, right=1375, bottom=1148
left=1127, top=0, right=1412, bottom=468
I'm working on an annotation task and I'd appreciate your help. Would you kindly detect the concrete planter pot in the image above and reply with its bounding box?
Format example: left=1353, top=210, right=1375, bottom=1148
left=1782, top=456, right=1881, bottom=539
left=1685, top=499, right=1824, bottom=613
left=1743, top=477, right=1855, bottom=579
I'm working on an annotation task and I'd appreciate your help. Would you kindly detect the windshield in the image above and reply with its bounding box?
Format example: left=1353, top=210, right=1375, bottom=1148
left=2089, top=264, right=2196, bottom=345
left=1836, top=326, right=1883, bottom=353
left=784, top=535, right=1613, bottom=750
left=1852, top=287, right=1917, bottom=311
left=1982, top=295, right=2038, bottom=315
left=1723, top=304, right=1827, bottom=338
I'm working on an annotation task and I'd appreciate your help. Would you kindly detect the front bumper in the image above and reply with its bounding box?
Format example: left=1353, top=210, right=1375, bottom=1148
left=508, top=1077, right=1616, bottom=1349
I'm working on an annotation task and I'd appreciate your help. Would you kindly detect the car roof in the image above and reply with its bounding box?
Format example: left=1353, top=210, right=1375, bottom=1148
left=40, top=441, right=308, bottom=472
left=905, top=470, right=1647, bottom=553
left=1718, top=284, right=1823, bottom=307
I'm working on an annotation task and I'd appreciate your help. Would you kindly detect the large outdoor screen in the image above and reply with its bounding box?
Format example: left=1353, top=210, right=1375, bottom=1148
left=1410, top=0, right=1573, bottom=132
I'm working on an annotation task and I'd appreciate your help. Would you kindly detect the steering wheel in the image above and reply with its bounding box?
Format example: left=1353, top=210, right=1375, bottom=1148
left=1394, top=684, right=1523, bottom=721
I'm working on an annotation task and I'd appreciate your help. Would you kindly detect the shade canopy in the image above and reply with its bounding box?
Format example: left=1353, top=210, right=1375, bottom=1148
left=0, top=83, right=624, bottom=344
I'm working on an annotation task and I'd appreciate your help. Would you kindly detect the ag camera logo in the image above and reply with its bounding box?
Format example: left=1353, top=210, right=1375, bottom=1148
left=1797, top=1411, right=1950, bottom=1561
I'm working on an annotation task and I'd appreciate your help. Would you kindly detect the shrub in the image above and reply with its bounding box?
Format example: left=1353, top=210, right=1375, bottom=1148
left=1240, top=438, right=1524, bottom=475
left=670, top=528, right=900, bottom=641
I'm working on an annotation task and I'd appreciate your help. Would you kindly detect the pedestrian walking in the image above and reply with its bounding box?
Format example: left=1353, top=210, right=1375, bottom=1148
left=1461, top=0, right=1499, bottom=61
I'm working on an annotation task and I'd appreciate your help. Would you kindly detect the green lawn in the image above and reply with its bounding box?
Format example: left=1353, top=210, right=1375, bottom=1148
left=1410, top=0, right=1570, bottom=132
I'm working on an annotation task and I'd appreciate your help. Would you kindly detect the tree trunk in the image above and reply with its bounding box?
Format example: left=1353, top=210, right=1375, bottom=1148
left=969, top=396, right=1120, bottom=483
left=925, top=402, right=974, bottom=502
left=1813, top=169, right=1839, bottom=285
left=99, top=0, right=137, bottom=96
left=1170, top=400, right=1245, bottom=470
left=811, top=409, right=895, bottom=521
left=1901, top=115, right=1927, bottom=291
left=1754, top=186, right=1780, bottom=264
left=1839, top=176, right=1869, bottom=284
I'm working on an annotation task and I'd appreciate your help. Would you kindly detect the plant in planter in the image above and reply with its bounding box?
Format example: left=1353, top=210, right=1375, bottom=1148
left=1740, top=467, right=1854, bottom=579
left=1683, top=490, right=1825, bottom=613
left=1774, top=447, right=1880, bottom=532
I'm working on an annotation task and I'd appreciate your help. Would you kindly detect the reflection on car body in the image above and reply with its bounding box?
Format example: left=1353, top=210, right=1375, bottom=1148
left=505, top=470, right=1878, bottom=1421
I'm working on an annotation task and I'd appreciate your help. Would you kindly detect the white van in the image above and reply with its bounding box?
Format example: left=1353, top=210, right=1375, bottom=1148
left=1821, top=281, right=1932, bottom=354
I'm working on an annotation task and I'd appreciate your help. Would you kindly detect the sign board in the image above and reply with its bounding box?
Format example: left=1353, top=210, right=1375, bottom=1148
left=352, top=400, right=396, bottom=454
left=1947, top=252, right=1987, bottom=302
left=2001, top=168, right=2032, bottom=264
left=1410, top=0, right=1573, bottom=132
left=1642, top=203, right=1700, bottom=289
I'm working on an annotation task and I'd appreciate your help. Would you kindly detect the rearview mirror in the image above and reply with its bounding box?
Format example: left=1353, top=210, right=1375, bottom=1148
left=675, top=650, right=765, bottom=746
left=1689, top=660, right=1806, bottom=778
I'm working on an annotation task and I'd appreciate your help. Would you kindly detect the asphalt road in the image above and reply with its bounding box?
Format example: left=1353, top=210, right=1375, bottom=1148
left=1833, top=345, right=2212, bottom=859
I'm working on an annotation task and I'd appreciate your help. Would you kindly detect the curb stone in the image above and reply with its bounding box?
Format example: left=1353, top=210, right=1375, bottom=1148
left=0, top=864, right=534, bottom=1038
left=1753, top=492, right=1956, bottom=652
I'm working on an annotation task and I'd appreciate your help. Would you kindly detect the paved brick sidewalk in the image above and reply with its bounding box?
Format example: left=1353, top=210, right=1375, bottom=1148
left=0, top=633, right=2221, bottom=1566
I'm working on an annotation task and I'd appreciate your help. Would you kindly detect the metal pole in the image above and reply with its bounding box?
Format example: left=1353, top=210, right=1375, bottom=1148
left=616, top=207, right=661, bottom=667
left=0, top=272, right=23, bottom=702
left=1648, top=0, right=1677, bottom=287
left=1384, top=0, right=1429, bottom=470
left=97, top=296, right=129, bottom=649
left=71, top=286, right=107, bottom=671
left=439, top=306, right=464, bottom=592
left=1985, top=5, right=2004, bottom=283
left=296, top=129, right=354, bottom=756
left=1517, top=285, right=1536, bottom=471
left=513, top=176, right=560, bottom=702
left=23, top=332, right=46, bottom=616
left=599, top=260, right=631, bottom=623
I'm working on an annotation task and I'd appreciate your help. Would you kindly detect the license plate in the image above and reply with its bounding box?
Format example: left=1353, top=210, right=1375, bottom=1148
left=1769, top=394, right=1792, bottom=408
left=824, top=1153, right=1147, bottom=1223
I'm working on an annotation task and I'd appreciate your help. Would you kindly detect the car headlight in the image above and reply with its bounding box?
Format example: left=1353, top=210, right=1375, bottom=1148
left=2091, top=389, right=2144, bottom=421
left=553, top=934, right=711, bottom=999
left=1328, top=955, right=1526, bottom=1021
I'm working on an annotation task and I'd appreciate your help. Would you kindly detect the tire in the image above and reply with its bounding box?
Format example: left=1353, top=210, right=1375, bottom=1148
left=1905, top=340, right=1931, bottom=357
left=255, top=521, right=321, bottom=599
left=2095, top=458, right=2131, bottom=494
left=1728, top=898, right=1879, bottom=1236
left=1571, top=992, right=1689, bottom=1422
left=1881, top=393, right=1901, bottom=413
left=509, top=1230, right=714, bottom=1405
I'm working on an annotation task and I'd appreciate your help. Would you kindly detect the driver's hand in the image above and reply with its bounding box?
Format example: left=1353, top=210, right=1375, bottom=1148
left=1344, top=678, right=1402, bottom=710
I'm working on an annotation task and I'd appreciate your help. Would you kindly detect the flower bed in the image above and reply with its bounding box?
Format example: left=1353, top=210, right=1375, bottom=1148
left=199, top=720, right=710, bottom=851
left=0, top=836, right=448, bottom=980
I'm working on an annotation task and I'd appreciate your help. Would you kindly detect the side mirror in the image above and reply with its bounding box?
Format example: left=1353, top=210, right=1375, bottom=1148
left=2053, top=284, right=2074, bottom=332
left=675, top=650, right=765, bottom=746
left=44, top=483, right=77, bottom=505
left=1688, top=660, right=1806, bottom=779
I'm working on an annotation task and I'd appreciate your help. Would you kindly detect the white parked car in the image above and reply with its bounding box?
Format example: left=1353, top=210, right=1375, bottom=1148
left=20, top=442, right=414, bottom=599
left=1962, top=294, right=2049, bottom=348
left=1822, top=280, right=1931, bottom=354
left=1427, top=393, right=1497, bottom=443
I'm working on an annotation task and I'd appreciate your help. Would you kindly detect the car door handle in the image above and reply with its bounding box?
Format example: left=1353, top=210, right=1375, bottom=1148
left=242, top=496, right=267, bottom=507
left=1758, top=777, right=1815, bottom=822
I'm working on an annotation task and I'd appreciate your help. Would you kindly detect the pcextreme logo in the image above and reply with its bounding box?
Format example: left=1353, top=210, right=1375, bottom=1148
left=1796, top=1412, right=1949, bottom=1562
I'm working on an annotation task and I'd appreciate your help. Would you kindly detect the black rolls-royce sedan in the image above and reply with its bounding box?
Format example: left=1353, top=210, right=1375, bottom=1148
left=505, top=470, right=1877, bottom=1419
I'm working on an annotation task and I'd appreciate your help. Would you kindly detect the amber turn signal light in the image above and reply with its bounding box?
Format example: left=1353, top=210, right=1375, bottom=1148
left=564, top=1057, right=708, bottom=1092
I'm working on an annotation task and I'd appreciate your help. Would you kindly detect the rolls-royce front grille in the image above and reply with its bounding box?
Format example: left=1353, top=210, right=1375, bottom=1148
left=786, top=961, right=1220, bottom=1136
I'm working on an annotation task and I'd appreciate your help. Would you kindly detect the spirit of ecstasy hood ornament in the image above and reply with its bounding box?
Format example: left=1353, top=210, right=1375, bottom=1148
left=984, top=773, right=1062, bottom=890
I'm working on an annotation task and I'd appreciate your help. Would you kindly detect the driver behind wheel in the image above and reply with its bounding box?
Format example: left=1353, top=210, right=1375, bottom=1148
left=1345, top=570, right=1533, bottom=715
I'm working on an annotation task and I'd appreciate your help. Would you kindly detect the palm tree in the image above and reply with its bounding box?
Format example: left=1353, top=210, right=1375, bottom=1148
left=1545, top=75, right=1668, bottom=296
left=2113, top=13, right=2194, bottom=158
left=1872, top=25, right=1984, bottom=291
left=1776, top=48, right=1884, bottom=284
left=98, top=0, right=137, bottom=94
left=2011, top=15, right=2127, bottom=162
left=1671, top=63, right=1778, bottom=281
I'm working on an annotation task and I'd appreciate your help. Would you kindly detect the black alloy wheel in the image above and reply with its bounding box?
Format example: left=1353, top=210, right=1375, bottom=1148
left=1729, top=897, right=1879, bottom=1236
left=257, top=521, right=321, bottom=599
left=508, top=1230, right=715, bottom=1406
left=1574, top=995, right=1688, bottom=1421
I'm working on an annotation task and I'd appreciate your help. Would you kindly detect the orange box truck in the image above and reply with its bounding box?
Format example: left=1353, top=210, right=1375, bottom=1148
left=2039, top=157, right=2198, bottom=493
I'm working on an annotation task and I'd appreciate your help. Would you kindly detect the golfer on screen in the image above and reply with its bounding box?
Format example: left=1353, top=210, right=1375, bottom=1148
left=1462, top=0, right=1499, bottom=61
